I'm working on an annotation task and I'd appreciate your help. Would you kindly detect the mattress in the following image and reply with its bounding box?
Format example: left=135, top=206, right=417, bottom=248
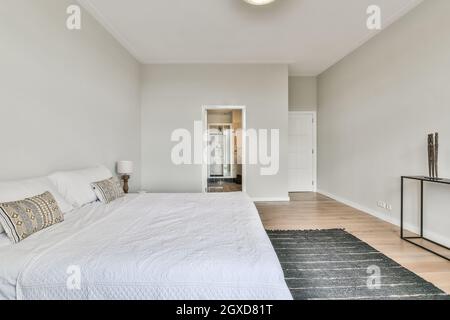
left=0, top=193, right=292, bottom=300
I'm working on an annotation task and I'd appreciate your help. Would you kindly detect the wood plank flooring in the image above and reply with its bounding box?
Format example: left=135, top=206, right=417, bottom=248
left=256, top=192, right=450, bottom=294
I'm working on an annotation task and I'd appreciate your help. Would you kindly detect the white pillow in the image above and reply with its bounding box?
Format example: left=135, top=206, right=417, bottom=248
left=48, top=165, right=112, bottom=208
left=0, top=176, right=74, bottom=219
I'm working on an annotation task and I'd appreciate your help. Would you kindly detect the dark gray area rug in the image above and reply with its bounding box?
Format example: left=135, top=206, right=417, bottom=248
left=267, top=229, right=450, bottom=300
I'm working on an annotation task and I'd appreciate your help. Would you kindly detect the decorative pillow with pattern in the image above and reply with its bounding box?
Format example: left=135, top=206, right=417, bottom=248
left=91, top=177, right=124, bottom=204
left=0, top=191, right=64, bottom=244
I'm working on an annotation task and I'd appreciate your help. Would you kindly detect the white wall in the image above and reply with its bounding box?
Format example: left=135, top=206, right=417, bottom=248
left=318, top=0, right=450, bottom=246
left=0, top=0, right=141, bottom=189
left=289, top=76, right=317, bottom=111
left=141, top=64, right=289, bottom=199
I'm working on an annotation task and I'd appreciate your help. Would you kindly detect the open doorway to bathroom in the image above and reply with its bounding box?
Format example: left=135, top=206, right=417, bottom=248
left=202, top=106, right=246, bottom=193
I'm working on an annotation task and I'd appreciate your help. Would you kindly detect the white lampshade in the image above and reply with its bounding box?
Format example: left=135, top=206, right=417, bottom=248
left=243, top=0, right=276, bottom=5
left=117, top=161, right=133, bottom=175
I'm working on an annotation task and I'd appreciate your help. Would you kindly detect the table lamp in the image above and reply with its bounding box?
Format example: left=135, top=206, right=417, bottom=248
left=117, top=161, right=133, bottom=193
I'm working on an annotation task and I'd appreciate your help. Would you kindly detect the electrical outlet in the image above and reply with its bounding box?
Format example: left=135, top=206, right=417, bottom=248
left=377, top=201, right=392, bottom=212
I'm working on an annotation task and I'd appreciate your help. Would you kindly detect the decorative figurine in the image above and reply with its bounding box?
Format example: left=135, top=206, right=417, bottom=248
left=428, top=134, right=434, bottom=178
left=435, top=132, right=439, bottom=179
left=427, top=133, right=439, bottom=179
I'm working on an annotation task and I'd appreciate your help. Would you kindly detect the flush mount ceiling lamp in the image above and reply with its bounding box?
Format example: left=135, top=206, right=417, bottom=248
left=243, top=0, right=276, bottom=6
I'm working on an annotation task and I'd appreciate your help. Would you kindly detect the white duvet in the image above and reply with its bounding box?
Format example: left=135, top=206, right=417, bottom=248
left=0, top=193, right=292, bottom=300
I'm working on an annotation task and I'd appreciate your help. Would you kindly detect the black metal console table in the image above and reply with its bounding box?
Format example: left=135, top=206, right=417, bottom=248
left=401, top=176, right=450, bottom=261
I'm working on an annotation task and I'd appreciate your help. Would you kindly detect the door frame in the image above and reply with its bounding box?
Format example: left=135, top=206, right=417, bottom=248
left=202, top=105, right=247, bottom=193
left=288, top=111, right=317, bottom=192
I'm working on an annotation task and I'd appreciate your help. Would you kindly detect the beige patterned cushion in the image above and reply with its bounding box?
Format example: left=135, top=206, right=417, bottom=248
left=91, top=177, right=124, bottom=204
left=0, top=191, right=64, bottom=243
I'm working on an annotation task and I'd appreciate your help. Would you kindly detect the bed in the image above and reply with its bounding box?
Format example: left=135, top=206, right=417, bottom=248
left=0, top=192, right=292, bottom=300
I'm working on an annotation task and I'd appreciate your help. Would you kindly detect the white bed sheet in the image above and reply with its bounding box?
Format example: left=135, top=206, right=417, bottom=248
left=0, top=193, right=292, bottom=300
left=0, top=234, right=9, bottom=248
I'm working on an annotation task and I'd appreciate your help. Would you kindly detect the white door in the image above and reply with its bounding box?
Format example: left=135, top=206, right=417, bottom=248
left=288, top=112, right=315, bottom=192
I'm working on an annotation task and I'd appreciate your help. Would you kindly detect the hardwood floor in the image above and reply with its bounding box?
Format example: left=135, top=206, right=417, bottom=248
left=256, top=192, right=450, bottom=294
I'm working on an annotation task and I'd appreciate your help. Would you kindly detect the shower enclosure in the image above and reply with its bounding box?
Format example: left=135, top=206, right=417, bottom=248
left=208, top=124, right=233, bottom=178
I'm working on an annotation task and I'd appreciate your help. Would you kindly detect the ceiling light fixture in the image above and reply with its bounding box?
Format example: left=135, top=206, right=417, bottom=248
left=243, top=0, right=276, bottom=6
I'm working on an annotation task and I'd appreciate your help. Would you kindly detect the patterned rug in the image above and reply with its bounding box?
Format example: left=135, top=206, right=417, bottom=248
left=267, top=229, right=450, bottom=300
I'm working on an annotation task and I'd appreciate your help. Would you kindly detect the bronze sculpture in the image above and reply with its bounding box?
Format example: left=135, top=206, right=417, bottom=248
left=427, top=133, right=439, bottom=179
left=435, top=133, right=439, bottom=178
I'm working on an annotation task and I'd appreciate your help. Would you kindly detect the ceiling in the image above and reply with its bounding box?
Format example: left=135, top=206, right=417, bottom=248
left=78, top=0, right=423, bottom=76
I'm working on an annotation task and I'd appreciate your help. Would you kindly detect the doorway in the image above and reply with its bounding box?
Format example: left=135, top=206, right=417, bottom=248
left=202, top=106, right=246, bottom=193
left=288, top=111, right=317, bottom=192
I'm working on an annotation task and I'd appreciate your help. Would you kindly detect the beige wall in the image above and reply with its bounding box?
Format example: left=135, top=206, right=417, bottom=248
left=141, top=64, right=289, bottom=200
left=289, top=76, right=317, bottom=111
left=0, top=0, right=141, bottom=190
left=317, top=0, right=450, bottom=246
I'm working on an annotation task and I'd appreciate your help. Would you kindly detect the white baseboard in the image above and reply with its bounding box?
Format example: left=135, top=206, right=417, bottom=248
left=252, top=197, right=290, bottom=202
left=317, top=189, right=398, bottom=225
left=317, top=189, right=450, bottom=248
